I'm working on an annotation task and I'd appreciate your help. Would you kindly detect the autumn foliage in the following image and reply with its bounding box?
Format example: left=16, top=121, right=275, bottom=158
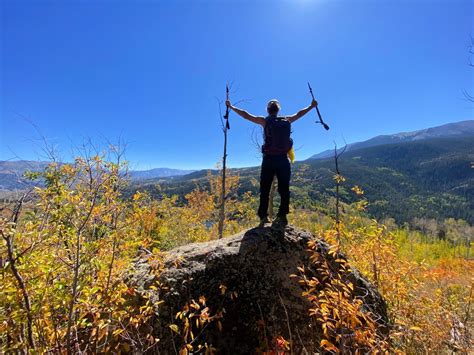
left=1, top=151, right=472, bottom=353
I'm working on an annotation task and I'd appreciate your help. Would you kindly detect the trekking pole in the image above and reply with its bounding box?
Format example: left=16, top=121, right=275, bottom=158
left=308, top=82, right=329, bottom=130
left=223, top=84, right=230, bottom=130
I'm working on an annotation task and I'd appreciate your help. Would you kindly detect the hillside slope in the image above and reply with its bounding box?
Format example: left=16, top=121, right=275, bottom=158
left=0, top=161, right=49, bottom=191
left=303, top=137, right=473, bottom=223
left=131, top=137, right=474, bottom=224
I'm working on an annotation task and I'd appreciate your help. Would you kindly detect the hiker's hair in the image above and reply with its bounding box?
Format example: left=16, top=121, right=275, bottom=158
left=267, top=100, right=280, bottom=115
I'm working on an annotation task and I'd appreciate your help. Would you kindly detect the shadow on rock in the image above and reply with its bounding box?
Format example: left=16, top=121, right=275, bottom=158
left=126, top=225, right=389, bottom=354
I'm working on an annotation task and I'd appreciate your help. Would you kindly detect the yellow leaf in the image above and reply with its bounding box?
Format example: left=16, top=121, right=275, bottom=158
left=169, top=324, right=179, bottom=334
left=320, top=339, right=338, bottom=352
left=112, top=328, right=124, bottom=337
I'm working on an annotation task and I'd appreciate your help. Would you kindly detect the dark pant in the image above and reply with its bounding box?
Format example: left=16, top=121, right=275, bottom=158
left=257, top=155, right=291, bottom=219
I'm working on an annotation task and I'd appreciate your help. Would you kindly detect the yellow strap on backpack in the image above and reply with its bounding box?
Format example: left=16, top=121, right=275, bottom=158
left=288, top=147, right=295, bottom=163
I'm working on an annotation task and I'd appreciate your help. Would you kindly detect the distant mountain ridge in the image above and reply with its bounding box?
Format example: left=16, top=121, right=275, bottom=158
left=129, top=168, right=196, bottom=181
left=0, top=160, right=195, bottom=191
left=0, top=161, right=50, bottom=191
left=308, top=120, right=474, bottom=160
left=1, top=120, right=472, bottom=194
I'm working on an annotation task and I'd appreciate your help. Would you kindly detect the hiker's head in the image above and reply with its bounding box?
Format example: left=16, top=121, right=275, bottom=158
left=267, top=100, right=280, bottom=116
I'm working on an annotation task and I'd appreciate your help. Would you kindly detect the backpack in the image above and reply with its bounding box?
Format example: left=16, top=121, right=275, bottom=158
left=262, top=116, right=293, bottom=155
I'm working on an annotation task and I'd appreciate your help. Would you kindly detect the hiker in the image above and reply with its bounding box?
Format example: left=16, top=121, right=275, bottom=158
left=225, top=98, right=318, bottom=227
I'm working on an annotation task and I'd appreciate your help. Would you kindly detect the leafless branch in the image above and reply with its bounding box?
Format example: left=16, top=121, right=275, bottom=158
left=464, top=35, right=474, bottom=101
left=250, top=125, right=263, bottom=154
left=469, top=35, right=474, bottom=57
left=216, top=97, right=225, bottom=131
left=279, top=292, right=294, bottom=354
left=12, top=111, right=61, bottom=162
left=463, top=89, right=474, bottom=103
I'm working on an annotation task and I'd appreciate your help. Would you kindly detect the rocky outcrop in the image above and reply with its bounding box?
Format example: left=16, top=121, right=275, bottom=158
left=127, top=226, right=389, bottom=353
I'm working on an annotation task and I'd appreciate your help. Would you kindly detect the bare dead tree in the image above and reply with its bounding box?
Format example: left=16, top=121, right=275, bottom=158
left=333, top=143, right=347, bottom=241
left=216, top=84, right=232, bottom=239
left=216, top=84, right=249, bottom=238
left=218, top=125, right=227, bottom=240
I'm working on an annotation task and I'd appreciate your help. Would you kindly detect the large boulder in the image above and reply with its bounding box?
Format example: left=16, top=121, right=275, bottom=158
left=127, top=226, right=389, bottom=353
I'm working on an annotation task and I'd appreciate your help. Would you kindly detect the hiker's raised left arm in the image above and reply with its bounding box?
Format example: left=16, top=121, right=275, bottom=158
left=225, top=100, right=266, bottom=126
left=288, top=99, right=318, bottom=123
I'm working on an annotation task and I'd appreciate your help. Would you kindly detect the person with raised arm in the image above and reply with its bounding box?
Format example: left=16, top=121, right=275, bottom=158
left=225, top=98, right=317, bottom=227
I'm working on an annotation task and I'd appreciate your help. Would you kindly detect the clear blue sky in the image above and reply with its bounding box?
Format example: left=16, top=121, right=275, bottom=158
left=1, top=0, right=473, bottom=170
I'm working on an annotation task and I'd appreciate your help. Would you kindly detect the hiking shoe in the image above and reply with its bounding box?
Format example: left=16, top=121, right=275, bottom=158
left=259, top=217, right=270, bottom=227
left=272, top=215, right=288, bottom=228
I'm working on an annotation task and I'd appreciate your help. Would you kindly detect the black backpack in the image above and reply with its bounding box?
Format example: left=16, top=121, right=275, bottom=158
left=262, top=116, right=293, bottom=155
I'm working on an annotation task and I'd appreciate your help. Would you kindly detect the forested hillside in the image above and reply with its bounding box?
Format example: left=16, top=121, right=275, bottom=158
left=129, top=136, right=474, bottom=224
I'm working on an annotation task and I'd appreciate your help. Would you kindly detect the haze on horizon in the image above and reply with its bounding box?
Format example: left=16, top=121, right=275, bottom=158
left=1, top=0, right=473, bottom=170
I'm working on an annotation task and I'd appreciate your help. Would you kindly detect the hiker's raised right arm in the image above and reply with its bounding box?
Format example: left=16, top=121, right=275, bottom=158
left=226, top=101, right=266, bottom=126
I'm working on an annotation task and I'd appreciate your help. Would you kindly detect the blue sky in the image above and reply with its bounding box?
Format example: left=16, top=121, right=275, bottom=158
left=1, top=0, right=473, bottom=170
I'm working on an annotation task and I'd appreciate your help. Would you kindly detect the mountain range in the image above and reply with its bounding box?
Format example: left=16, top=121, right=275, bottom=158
left=309, top=120, right=474, bottom=159
left=129, top=168, right=196, bottom=181
left=0, top=161, right=195, bottom=191
left=2, top=120, right=473, bottom=225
